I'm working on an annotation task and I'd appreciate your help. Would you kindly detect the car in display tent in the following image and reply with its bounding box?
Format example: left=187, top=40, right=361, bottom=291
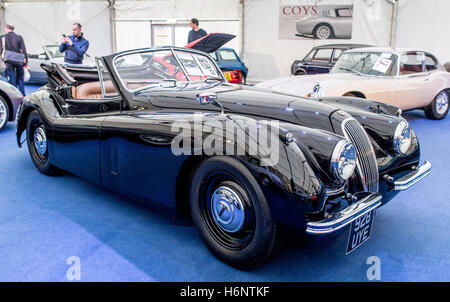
left=0, top=80, right=23, bottom=130
left=290, top=43, right=370, bottom=75
left=258, top=47, right=450, bottom=120
left=185, top=33, right=248, bottom=83
left=15, top=46, right=431, bottom=269
left=0, top=45, right=94, bottom=84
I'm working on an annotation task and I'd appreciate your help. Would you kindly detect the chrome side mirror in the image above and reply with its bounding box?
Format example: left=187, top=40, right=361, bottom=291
left=197, top=93, right=217, bottom=105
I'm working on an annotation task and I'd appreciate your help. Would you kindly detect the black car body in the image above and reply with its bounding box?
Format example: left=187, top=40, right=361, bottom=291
left=15, top=47, right=430, bottom=269
left=291, top=44, right=370, bottom=75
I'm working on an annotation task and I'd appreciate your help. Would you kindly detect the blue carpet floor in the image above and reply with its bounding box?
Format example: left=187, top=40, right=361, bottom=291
left=0, top=85, right=449, bottom=281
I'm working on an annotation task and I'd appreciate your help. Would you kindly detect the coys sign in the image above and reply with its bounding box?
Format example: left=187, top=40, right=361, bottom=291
left=279, top=4, right=354, bottom=40
left=281, top=5, right=318, bottom=16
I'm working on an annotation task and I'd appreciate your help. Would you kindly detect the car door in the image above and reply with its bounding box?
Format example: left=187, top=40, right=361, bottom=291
left=97, top=50, right=192, bottom=209
left=49, top=61, right=122, bottom=184
left=307, top=48, right=334, bottom=74
left=391, top=52, right=435, bottom=110
left=99, top=109, right=189, bottom=209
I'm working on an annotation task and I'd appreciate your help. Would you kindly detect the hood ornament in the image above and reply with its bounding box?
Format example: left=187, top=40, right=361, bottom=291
left=310, top=83, right=324, bottom=99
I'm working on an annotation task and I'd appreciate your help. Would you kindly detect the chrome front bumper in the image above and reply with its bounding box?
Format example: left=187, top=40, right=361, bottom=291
left=386, top=161, right=432, bottom=191
left=306, top=161, right=431, bottom=235
left=306, top=192, right=382, bottom=235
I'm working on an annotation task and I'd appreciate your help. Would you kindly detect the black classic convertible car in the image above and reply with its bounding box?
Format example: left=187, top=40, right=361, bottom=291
left=15, top=47, right=431, bottom=269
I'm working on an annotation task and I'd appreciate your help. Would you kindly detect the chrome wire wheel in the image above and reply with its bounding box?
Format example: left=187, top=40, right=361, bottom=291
left=0, top=98, right=8, bottom=129
left=33, top=126, right=48, bottom=160
left=316, top=25, right=332, bottom=39
left=435, top=90, right=449, bottom=116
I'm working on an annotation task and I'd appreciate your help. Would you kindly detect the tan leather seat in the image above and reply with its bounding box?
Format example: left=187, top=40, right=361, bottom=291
left=73, top=81, right=117, bottom=99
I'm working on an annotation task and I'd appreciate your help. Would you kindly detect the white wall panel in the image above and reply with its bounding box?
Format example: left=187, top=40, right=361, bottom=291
left=115, top=0, right=240, bottom=20
left=396, top=0, right=450, bottom=64
left=4, top=1, right=111, bottom=57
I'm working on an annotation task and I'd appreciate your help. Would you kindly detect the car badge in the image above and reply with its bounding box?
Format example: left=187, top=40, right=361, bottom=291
left=310, top=83, right=324, bottom=99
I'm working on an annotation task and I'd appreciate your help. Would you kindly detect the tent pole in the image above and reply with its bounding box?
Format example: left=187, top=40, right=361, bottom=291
left=108, top=0, right=116, bottom=53
left=239, top=0, right=245, bottom=61
left=389, top=0, right=399, bottom=47
left=0, top=0, right=6, bottom=36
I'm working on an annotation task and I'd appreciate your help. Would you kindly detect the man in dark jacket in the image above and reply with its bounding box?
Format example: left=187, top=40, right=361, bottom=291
left=0, top=24, right=27, bottom=95
left=187, top=18, right=207, bottom=43
left=59, top=23, right=89, bottom=64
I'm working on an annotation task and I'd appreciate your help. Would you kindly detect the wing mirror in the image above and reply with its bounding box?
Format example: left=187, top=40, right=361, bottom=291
left=197, top=92, right=224, bottom=114
left=197, top=92, right=217, bottom=105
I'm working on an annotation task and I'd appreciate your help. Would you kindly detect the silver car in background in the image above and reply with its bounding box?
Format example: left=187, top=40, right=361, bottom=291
left=296, top=6, right=353, bottom=40
left=1, top=45, right=93, bottom=84
left=0, top=80, right=23, bottom=130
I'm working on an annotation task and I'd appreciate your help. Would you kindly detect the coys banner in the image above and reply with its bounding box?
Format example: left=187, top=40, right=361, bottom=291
left=279, top=4, right=354, bottom=40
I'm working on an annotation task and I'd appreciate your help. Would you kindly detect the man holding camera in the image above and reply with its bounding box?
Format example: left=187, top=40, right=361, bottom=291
left=59, top=22, right=89, bottom=65
left=0, top=24, right=27, bottom=95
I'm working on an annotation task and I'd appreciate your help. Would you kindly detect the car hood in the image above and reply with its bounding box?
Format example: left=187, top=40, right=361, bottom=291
left=149, top=84, right=347, bottom=134
left=256, top=73, right=360, bottom=97
left=185, top=33, right=236, bottom=53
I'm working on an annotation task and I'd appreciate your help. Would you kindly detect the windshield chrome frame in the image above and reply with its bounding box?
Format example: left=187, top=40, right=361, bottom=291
left=111, top=47, right=226, bottom=94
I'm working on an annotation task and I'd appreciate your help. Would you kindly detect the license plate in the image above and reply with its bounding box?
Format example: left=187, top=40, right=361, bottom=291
left=346, top=210, right=375, bottom=254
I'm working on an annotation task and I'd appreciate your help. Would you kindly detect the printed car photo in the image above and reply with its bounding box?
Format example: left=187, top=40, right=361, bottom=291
left=291, top=44, right=369, bottom=75
left=296, top=6, right=353, bottom=40
left=259, top=47, right=450, bottom=120
left=15, top=46, right=431, bottom=269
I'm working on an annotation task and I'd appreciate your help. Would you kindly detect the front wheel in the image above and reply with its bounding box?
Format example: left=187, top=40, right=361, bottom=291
left=190, top=157, right=277, bottom=270
left=0, top=95, right=10, bottom=130
left=424, top=90, right=449, bottom=120
left=26, top=110, right=59, bottom=175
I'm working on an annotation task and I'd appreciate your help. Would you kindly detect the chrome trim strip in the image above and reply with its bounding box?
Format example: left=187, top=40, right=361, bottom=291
left=393, top=161, right=432, bottom=191
left=306, top=193, right=382, bottom=235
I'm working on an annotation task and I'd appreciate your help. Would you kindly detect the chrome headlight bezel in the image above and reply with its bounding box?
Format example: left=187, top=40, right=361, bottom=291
left=331, top=139, right=357, bottom=181
left=393, top=119, right=411, bottom=154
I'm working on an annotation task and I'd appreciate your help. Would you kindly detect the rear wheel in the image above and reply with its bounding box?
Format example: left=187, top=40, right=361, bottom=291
left=313, top=24, right=333, bottom=40
left=26, top=110, right=59, bottom=175
left=190, top=156, right=277, bottom=270
left=424, top=90, right=449, bottom=120
left=294, top=70, right=306, bottom=76
left=0, top=95, right=9, bottom=130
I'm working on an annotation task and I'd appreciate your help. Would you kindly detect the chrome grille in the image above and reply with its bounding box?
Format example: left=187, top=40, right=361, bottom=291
left=342, top=119, right=379, bottom=192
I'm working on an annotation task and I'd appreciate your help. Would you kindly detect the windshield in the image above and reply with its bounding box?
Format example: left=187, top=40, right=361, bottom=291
left=45, top=45, right=64, bottom=59
left=113, top=49, right=223, bottom=92
left=332, top=52, right=398, bottom=77
left=217, top=49, right=238, bottom=62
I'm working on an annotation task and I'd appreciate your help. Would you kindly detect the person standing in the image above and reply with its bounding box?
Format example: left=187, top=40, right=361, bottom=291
left=187, top=18, right=207, bottom=43
left=59, top=22, right=89, bottom=65
left=0, top=24, right=27, bottom=95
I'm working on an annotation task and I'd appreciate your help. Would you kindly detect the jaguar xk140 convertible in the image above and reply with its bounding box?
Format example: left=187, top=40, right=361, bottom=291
left=15, top=47, right=431, bottom=269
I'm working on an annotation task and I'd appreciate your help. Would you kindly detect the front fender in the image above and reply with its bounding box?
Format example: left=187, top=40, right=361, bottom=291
left=16, top=89, right=60, bottom=147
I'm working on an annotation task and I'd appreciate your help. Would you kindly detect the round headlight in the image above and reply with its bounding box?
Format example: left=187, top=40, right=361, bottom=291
left=331, top=140, right=357, bottom=181
left=394, top=120, right=411, bottom=154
